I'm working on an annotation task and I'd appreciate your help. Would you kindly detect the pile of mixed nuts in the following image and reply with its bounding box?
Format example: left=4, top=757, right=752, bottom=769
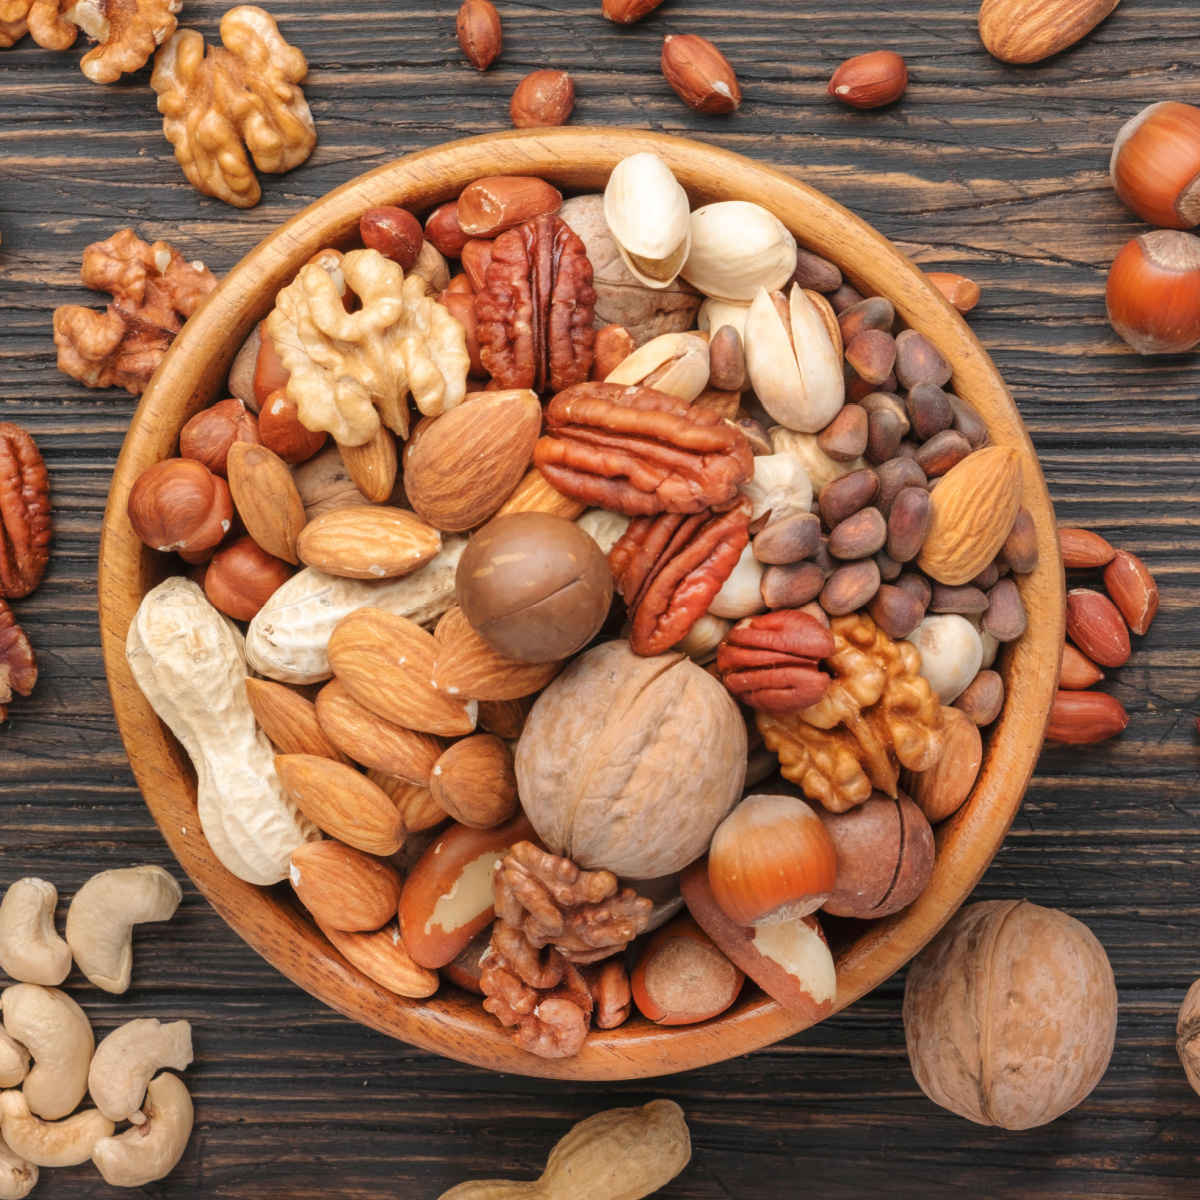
left=104, top=147, right=1055, bottom=1062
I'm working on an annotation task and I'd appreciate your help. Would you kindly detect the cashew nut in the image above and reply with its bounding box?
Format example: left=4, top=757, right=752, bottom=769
left=0, top=985, right=92, bottom=1120
left=0, top=1091, right=112, bottom=1168
left=91, top=1072, right=193, bottom=1188
left=0, top=1031, right=28, bottom=1090
left=88, top=1019, right=193, bottom=1123
left=0, top=1132, right=36, bottom=1200
left=0, top=880, right=71, bottom=987
left=65, top=866, right=182, bottom=994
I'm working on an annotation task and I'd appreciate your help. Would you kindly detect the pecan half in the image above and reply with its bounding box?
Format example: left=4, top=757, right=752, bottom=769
left=493, top=841, right=652, bottom=964
left=534, top=381, right=754, bottom=515
left=0, top=425, right=51, bottom=600
left=0, top=597, right=37, bottom=721
left=53, top=228, right=217, bottom=395
left=475, top=213, right=596, bottom=393
left=717, top=609, right=834, bottom=712
left=610, top=498, right=751, bottom=656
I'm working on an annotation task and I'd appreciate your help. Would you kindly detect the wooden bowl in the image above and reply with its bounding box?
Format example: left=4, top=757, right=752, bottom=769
left=97, top=128, right=1065, bottom=1080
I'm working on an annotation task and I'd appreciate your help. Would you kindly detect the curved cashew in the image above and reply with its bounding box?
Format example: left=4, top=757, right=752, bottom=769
left=0, top=880, right=71, bottom=987
left=0, top=1132, right=36, bottom=1200
left=0, top=985, right=93, bottom=1120
left=88, top=1019, right=193, bottom=1123
left=92, top=1072, right=193, bottom=1187
left=65, top=866, right=182, bottom=994
left=0, top=1031, right=28, bottom=1090
left=0, top=1091, right=112, bottom=1168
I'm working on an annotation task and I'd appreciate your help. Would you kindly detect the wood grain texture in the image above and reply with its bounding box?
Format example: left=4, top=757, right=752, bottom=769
left=1, top=0, right=1199, bottom=1191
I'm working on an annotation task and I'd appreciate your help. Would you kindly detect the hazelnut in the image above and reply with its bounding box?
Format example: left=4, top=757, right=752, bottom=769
left=510, top=70, right=575, bottom=129
left=590, top=324, right=637, bottom=381
left=1106, top=230, right=1200, bottom=354
left=1110, top=101, right=1200, bottom=230
left=258, top=389, right=328, bottom=464
left=252, top=320, right=291, bottom=410
left=904, top=900, right=1118, bottom=1129
left=204, top=534, right=294, bottom=621
left=661, top=34, right=741, bottom=115
left=816, top=790, right=934, bottom=918
left=179, top=398, right=261, bottom=478
left=631, top=913, right=744, bottom=1025
left=360, top=206, right=424, bottom=271
left=828, top=50, right=908, bottom=109
left=127, top=457, right=233, bottom=556
left=456, top=512, right=612, bottom=663
left=707, top=794, right=837, bottom=926
left=456, top=0, right=502, bottom=70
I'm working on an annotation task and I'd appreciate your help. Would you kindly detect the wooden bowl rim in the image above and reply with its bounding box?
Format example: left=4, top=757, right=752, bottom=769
left=97, top=127, right=1065, bottom=1081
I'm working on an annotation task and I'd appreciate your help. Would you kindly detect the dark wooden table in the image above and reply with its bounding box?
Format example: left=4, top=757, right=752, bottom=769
left=3, top=0, right=1199, bottom=1194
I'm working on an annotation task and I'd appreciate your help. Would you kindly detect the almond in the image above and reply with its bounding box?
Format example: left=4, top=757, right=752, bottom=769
left=327, top=607, right=477, bottom=737
left=338, top=427, right=397, bottom=503
left=1058, top=526, right=1116, bottom=568
left=431, top=606, right=562, bottom=701
left=1103, top=550, right=1158, bottom=636
left=455, top=177, right=563, bottom=237
left=297, top=506, right=442, bottom=580
left=429, top=734, right=519, bottom=829
left=245, top=678, right=350, bottom=762
left=367, top=770, right=448, bottom=833
left=901, top=706, right=983, bottom=823
left=978, top=0, right=1120, bottom=65
left=289, top=841, right=402, bottom=932
left=1060, top=641, right=1104, bottom=690
left=226, top=441, right=306, bottom=565
left=1066, top=588, right=1130, bottom=668
left=495, top=466, right=587, bottom=520
left=316, top=679, right=445, bottom=784
left=402, top=390, right=542, bottom=532
left=315, top=918, right=439, bottom=998
left=274, top=753, right=407, bottom=855
left=917, top=445, right=1022, bottom=585
left=1046, top=689, right=1129, bottom=744
left=477, top=695, right=533, bottom=739
left=398, top=812, right=535, bottom=969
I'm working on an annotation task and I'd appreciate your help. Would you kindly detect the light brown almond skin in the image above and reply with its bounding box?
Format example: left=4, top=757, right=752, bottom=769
left=275, top=754, right=407, bottom=855
left=495, top=466, right=586, bottom=521
left=979, top=0, right=1120, bottom=64
left=290, top=841, right=402, bottom=932
left=476, top=696, right=533, bottom=739
left=316, top=918, right=439, bottom=998
left=327, top=608, right=477, bottom=737
left=1066, top=588, right=1130, bottom=668
left=226, top=441, right=306, bottom=565
left=368, top=771, right=448, bottom=832
left=1103, top=550, right=1159, bottom=636
left=901, top=706, right=982, bottom=823
left=1058, top=526, right=1116, bottom=568
left=297, top=506, right=441, bottom=580
left=432, top=607, right=562, bottom=702
left=316, top=679, right=445, bottom=784
left=245, top=678, right=350, bottom=763
left=338, top=427, right=397, bottom=503
left=1046, top=690, right=1129, bottom=744
left=918, top=446, right=1022, bottom=585
left=403, top=390, right=543, bottom=532
left=1060, top=641, right=1105, bottom=690
left=429, top=734, right=519, bottom=829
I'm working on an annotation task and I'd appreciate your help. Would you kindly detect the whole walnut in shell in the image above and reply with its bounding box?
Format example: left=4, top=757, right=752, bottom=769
left=514, top=639, right=746, bottom=879
left=559, top=195, right=701, bottom=346
left=903, top=899, right=1117, bottom=1129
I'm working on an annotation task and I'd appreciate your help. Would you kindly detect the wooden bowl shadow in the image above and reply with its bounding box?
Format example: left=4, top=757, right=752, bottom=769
left=97, top=127, right=1065, bottom=1080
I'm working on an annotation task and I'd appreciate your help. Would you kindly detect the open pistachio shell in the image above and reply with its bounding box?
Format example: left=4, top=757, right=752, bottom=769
left=697, top=297, right=751, bottom=339
left=681, top=201, right=798, bottom=302
left=603, top=152, right=692, bottom=290
left=744, top=285, right=845, bottom=433
left=604, top=331, right=710, bottom=400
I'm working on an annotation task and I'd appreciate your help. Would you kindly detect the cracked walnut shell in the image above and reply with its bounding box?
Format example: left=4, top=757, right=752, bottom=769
left=150, top=5, right=315, bottom=208
left=53, top=228, right=217, bottom=396
left=266, top=248, right=470, bottom=447
left=757, top=612, right=945, bottom=812
left=0, top=424, right=51, bottom=600
left=493, top=841, right=652, bottom=964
